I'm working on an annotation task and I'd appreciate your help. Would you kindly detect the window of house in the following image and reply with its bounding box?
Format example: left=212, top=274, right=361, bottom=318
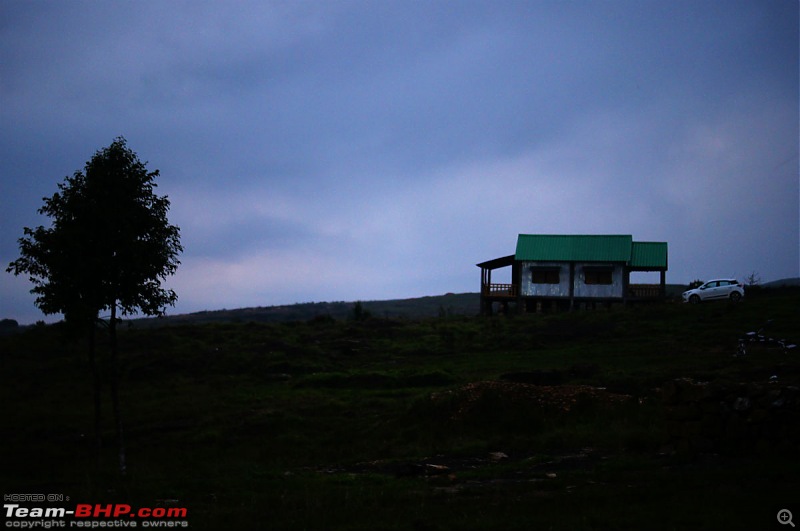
left=584, top=268, right=613, bottom=285
left=532, top=268, right=560, bottom=284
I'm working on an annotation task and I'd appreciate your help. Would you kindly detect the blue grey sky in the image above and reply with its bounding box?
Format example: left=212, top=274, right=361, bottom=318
left=1, top=0, right=798, bottom=324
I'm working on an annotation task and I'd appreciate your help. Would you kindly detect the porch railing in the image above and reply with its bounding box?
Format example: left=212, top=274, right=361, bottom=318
left=628, top=284, right=663, bottom=299
left=481, top=283, right=661, bottom=299
left=482, top=283, right=518, bottom=297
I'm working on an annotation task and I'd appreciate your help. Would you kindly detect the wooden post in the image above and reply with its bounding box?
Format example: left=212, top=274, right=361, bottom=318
left=569, top=262, right=575, bottom=311
left=623, top=268, right=630, bottom=305
left=480, top=268, right=488, bottom=315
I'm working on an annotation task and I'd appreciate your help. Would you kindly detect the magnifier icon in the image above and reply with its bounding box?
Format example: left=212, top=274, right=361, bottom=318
left=778, top=509, right=795, bottom=527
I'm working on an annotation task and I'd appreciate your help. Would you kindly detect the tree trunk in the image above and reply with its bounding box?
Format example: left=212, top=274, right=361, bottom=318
left=109, top=303, right=127, bottom=476
left=88, top=317, right=102, bottom=452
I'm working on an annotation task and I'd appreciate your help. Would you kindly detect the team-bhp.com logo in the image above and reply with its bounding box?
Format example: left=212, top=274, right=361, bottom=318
left=4, top=500, right=189, bottom=528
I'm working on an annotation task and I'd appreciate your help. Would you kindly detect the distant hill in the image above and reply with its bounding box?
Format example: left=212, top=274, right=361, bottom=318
left=762, top=277, right=800, bottom=288
left=14, top=280, right=797, bottom=330
left=129, top=284, right=692, bottom=327
left=129, top=293, right=481, bottom=327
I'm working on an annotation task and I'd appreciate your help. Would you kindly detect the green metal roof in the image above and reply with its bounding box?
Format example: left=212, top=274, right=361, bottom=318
left=515, top=234, right=633, bottom=262
left=514, top=234, right=668, bottom=269
left=629, top=241, right=668, bottom=269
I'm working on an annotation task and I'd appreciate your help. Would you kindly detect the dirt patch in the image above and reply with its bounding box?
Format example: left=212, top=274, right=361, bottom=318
left=501, top=364, right=601, bottom=385
left=308, top=448, right=603, bottom=495
left=430, top=380, right=634, bottom=420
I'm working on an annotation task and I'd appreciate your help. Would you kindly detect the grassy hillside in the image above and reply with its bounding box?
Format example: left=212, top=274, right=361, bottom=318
left=2, top=287, right=799, bottom=529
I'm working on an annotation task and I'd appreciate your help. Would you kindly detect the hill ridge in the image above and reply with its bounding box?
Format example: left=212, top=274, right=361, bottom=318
left=131, top=292, right=481, bottom=327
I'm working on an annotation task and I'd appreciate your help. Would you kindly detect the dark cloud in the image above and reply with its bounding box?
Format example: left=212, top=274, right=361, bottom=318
left=1, top=0, right=797, bottom=323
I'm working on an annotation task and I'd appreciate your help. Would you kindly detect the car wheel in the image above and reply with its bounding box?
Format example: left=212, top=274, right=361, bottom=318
left=730, top=291, right=742, bottom=302
left=689, top=295, right=700, bottom=304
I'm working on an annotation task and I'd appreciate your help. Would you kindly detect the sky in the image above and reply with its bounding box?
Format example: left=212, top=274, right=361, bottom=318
left=1, top=0, right=798, bottom=324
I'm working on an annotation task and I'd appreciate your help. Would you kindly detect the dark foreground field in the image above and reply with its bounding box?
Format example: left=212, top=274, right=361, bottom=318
left=2, top=289, right=799, bottom=530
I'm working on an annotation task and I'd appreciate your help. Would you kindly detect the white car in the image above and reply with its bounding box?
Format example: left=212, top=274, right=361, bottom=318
left=682, top=279, right=744, bottom=303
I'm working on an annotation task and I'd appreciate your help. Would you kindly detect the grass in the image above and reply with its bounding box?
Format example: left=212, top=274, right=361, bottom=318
left=2, top=288, right=799, bottom=529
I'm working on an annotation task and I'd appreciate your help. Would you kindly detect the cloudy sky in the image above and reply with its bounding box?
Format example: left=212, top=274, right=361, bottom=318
left=1, top=0, right=798, bottom=324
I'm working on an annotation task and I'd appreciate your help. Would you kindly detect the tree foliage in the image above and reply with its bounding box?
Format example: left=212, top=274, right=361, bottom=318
left=7, top=137, right=182, bottom=323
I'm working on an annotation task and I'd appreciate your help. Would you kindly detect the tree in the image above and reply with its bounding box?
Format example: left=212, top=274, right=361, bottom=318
left=7, top=137, right=182, bottom=474
left=351, top=301, right=371, bottom=321
left=0, top=318, right=19, bottom=335
left=745, top=271, right=761, bottom=287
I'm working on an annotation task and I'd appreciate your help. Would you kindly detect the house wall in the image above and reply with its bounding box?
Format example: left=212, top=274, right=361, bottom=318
left=519, top=261, right=625, bottom=299
left=573, top=263, right=625, bottom=299
left=519, top=261, right=570, bottom=297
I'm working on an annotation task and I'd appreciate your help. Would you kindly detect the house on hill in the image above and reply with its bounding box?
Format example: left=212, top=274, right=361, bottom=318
left=477, top=234, right=668, bottom=314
